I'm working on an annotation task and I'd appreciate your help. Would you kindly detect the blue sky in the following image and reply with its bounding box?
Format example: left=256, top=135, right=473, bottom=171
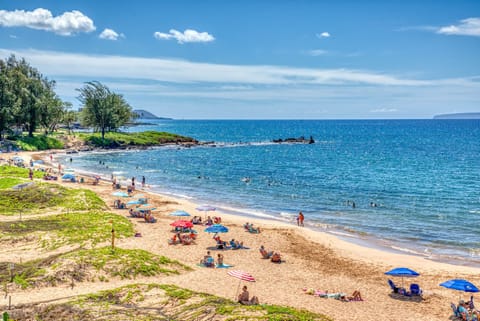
left=0, top=0, right=479, bottom=119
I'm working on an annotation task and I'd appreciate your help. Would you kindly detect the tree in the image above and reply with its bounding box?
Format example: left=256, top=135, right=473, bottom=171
left=62, top=103, right=76, bottom=134
left=4, top=55, right=56, bottom=137
left=0, top=59, right=15, bottom=140
left=77, top=81, right=134, bottom=139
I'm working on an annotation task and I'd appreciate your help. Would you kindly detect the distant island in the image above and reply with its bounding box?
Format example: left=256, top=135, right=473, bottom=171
left=433, top=112, right=480, bottom=119
left=133, top=109, right=172, bottom=120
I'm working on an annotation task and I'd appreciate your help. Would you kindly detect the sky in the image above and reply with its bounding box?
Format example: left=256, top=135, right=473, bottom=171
left=0, top=0, right=479, bottom=119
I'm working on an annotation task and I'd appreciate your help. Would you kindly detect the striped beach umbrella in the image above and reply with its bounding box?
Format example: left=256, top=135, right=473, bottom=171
left=228, top=270, right=255, bottom=300
left=228, top=270, right=255, bottom=282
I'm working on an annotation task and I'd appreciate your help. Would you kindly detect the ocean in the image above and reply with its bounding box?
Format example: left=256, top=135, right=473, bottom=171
left=62, top=119, right=480, bottom=265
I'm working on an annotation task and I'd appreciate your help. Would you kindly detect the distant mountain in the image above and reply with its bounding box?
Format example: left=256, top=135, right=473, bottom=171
left=433, top=112, right=480, bottom=119
left=133, top=109, right=172, bottom=120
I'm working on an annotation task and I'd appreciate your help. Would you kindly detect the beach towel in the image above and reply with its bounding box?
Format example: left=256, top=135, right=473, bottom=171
left=216, top=263, right=234, bottom=268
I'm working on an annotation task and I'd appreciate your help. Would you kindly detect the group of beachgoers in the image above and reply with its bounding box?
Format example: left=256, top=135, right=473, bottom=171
left=452, top=297, right=478, bottom=321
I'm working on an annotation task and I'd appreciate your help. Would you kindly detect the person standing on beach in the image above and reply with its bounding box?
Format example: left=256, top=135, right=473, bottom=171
left=298, top=212, right=304, bottom=227
left=142, top=176, right=145, bottom=187
left=29, top=168, right=33, bottom=180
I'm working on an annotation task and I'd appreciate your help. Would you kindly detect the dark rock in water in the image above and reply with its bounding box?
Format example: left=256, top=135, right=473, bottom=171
left=272, top=136, right=314, bottom=144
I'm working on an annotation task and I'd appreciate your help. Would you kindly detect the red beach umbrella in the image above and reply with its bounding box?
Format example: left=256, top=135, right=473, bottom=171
left=170, top=220, right=193, bottom=228
left=228, top=270, right=255, bottom=300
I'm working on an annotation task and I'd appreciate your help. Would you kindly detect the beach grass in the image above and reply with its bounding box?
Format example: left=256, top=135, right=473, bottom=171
left=0, top=182, right=107, bottom=216
left=4, top=283, right=331, bottom=320
left=0, top=211, right=133, bottom=249
left=79, top=130, right=196, bottom=148
left=0, top=165, right=44, bottom=180
left=0, top=248, right=188, bottom=290
left=9, top=134, right=64, bottom=151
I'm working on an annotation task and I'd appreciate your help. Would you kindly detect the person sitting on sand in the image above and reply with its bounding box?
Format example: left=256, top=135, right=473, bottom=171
left=217, top=253, right=224, bottom=265
left=271, top=252, right=282, bottom=263
left=168, top=234, right=177, bottom=245
left=205, top=216, right=213, bottom=226
left=238, top=286, right=259, bottom=305
left=192, top=216, right=202, bottom=224
left=214, top=216, right=222, bottom=224
left=259, top=245, right=273, bottom=259
left=234, top=240, right=244, bottom=249
left=214, top=234, right=227, bottom=248
left=244, top=222, right=251, bottom=230
left=200, top=251, right=214, bottom=267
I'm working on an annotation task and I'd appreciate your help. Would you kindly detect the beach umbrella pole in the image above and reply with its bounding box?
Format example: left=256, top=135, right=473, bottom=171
left=234, top=280, right=241, bottom=301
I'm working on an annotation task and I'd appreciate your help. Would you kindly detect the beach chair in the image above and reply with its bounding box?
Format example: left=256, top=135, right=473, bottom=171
left=450, top=303, right=462, bottom=319
left=410, top=283, right=422, bottom=296
left=388, top=279, right=399, bottom=293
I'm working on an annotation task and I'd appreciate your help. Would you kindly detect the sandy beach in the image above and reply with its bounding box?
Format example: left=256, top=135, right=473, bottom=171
left=2, top=150, right=480, bottom=321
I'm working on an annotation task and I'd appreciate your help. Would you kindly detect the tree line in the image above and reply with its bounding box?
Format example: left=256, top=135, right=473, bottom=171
left=0, top=55, right=136, bottom=141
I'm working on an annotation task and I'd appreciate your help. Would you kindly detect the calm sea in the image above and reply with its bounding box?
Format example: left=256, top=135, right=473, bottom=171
left=63, top=119, right=480, bottom=265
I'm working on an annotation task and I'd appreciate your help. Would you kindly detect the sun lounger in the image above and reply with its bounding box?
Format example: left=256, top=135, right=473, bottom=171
left=388, top=279, right=399, bottom=293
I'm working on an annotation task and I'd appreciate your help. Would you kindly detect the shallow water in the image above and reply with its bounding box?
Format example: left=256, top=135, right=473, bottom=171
left=64, top=119, right=480, bottom=264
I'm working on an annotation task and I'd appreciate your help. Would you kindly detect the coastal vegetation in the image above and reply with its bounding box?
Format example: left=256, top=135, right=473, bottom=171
left=0, top=248, right=188, bottom=290
left=79, top=130, right=197, bottom=148
left=0, top=211, right=133, bottom=249
left=77, top=81, right=136, bottom=140
left=1, top=55, right=183, bottom=151
left=5, top=283, right=331, bottom=320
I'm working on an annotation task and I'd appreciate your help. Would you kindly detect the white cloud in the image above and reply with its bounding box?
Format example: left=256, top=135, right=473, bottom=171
left=0, top=8, right=95, bottom=36
left=306, top=49, right=328, bottom=56
left=153, top=29, right=215, bottom=44
left=99, top=28, right=123, bottom=40
left=370, top=108, right=399, bottom=113
left=317, top=32, right=330, bottom=38
left=0, top=48, right=437, bottom=87
left=437, top=18, right=480, bottom=37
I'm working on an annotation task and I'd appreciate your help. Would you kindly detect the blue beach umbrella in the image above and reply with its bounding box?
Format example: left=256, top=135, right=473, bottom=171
left=61, top=173, right=75, bottom=181
left=385, top=267, right=420, bottom=289
left=440, top=279, right=479, bottom=293
left=204, top=224, right=229, bottom=234
left=127, top=200, right=142, bottom=205
left=169, top=210, right=191, bottom=217
left=112, top=191, right=130, bottom=197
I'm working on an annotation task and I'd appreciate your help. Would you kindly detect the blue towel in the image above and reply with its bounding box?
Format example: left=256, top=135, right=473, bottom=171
left=216, top=263, right=233, bottom=268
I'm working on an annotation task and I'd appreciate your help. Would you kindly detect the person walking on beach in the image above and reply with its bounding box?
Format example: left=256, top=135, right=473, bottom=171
left=298, top=211, right=304, bottom=227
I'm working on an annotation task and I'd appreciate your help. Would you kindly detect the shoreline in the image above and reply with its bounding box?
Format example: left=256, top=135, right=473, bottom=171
left=4, top=150, right=480, bottom=321
left=22, top=149, right=478, bottom=272
left=53, top=148, right=480, bottom=268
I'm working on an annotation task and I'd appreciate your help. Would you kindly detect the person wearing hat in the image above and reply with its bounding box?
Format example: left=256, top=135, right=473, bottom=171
left=457, top=300, right=468, bottom=320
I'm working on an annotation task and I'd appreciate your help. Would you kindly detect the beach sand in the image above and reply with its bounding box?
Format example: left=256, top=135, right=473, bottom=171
left=2, top=150, right=480, bottom=321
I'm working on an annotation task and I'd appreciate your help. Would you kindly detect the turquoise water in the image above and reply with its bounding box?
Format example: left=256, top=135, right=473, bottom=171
left=65, top=120, right=480, bottom=264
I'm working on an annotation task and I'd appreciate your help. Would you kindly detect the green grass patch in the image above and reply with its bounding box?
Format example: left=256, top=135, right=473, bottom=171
left=0, top=248, right=187, bottom=290
left=0, top=211, right=133, bottom=249
left=4, top=283, right=331, bottom=320
left=0, top=165, right=44, bottom=179
left=0, top=182, right=106, bottom=216
left=11, top=135, right=64, bottom=151
left=79, top=130, right=196, bottom=148
left=65, top=247, right=190, bottom=280
left=0, top=177, right=25, bottom=189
